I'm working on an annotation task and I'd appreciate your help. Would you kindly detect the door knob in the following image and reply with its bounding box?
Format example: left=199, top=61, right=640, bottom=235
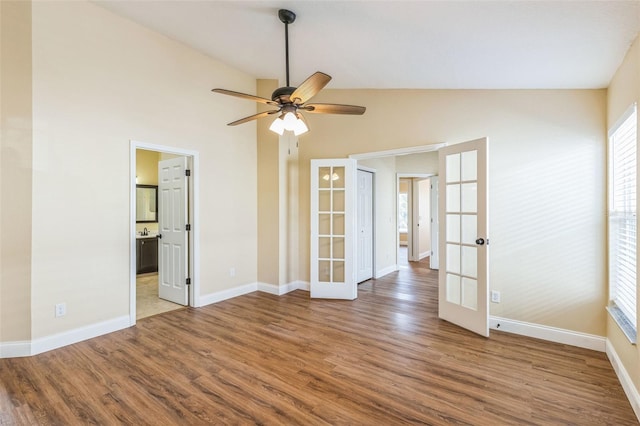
left=475, top=238, right=485, bottom=245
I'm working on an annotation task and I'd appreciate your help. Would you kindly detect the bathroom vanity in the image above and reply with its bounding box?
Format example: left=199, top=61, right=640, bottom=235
left=136, top=236, right=158, bottom=274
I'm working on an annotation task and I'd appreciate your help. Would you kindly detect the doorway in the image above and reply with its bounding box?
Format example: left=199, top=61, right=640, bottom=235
left=397, top=174, right=434, bottom=268
left=130, top=141, right=199, bottom=325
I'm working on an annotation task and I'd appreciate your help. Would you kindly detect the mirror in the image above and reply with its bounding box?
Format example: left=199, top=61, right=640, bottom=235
left=136, top=185, right=158, bottom=223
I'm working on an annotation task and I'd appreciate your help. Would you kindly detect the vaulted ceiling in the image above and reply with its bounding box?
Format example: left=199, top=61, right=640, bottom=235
left=94, top=1, right=640, bottom=90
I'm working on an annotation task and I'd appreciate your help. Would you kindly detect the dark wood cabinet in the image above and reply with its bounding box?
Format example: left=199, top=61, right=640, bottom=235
left=136, top=237, right=158, bottom=274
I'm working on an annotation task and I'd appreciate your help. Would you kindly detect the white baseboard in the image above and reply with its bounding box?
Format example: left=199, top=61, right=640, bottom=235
left=0, top=340, right=31, bottom=358
left=257, top=282, right=280, bottom=295
left=419, top=251, right=430, bottom=260
left=258, top=281, right=309, bottom=295
left=198, top=282, right=257, bottom=307
left=490, top=316, right=606, bottom=352
left=375, top=264, right=398, bottom=279
left=606, top=339, right=640, bottom=421
left=31, top=315, right=130, bottom=356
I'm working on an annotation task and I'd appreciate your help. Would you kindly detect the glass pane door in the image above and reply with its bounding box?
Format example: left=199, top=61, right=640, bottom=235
left=311, top=159, right=357, bottom=299
left=438, top=138, right=489, bottom=337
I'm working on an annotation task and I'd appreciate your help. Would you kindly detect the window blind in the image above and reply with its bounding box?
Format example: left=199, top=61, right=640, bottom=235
left=609, top=104, right=638, bottom=336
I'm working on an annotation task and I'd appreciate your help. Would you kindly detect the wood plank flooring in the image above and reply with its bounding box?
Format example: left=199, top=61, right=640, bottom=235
left=1, top=258, right=637, bottom=425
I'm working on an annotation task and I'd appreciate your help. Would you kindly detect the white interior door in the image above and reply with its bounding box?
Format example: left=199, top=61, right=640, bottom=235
left=158, top=156, right=188, bottom=305
left=430, top=176, right=439, bottom=269
left=357, top=169, right=373, bottom=283
left=411, top=179, right=421, bottom=261
left=438, top=138, right=488, bottom=337
left=311, top=159, right=357, bottom=299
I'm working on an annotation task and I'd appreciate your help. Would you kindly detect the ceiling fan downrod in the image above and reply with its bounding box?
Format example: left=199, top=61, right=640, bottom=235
left=278, top=9, right=296, bottom=87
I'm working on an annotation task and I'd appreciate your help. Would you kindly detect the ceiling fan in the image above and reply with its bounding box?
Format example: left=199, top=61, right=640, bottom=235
left=212, top=9, right=366, bottom=136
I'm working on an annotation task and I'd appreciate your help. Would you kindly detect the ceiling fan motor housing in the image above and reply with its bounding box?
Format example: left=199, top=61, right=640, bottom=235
left=271, top=86, right=296, bottom=103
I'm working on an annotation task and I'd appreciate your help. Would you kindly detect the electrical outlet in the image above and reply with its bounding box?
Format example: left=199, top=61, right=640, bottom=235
left=55, top=303, right=67, bottom=317
left=230, top=267, right=236, bottom=278
left=490, top=290, right=501, bottom=303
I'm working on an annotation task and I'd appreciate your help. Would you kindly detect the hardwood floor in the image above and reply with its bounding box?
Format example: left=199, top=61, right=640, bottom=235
left=1, top=259, right=637, bottom=425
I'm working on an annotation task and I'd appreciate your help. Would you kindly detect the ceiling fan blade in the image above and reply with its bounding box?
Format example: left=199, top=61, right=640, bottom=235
left=212, top=88, right=279, bottom=106
left=228, top=110, right=280, bottom=126
left=303, top=103, right=366, bottom=115
left=290, top=72, right=332, bottom=104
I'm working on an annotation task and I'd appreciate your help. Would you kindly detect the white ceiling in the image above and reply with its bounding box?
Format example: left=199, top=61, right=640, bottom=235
left=94, top=0, right=640, bottom=90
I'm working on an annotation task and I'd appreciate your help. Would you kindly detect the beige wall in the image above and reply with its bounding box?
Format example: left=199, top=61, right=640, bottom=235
left=256, top=79, right=281, bottom=286
left=136, top=149, right=160, bottom=185
left=607, top=35, right=640, bottom=396
left=7, top=0, right=258, bottom=340
left=0, top=1, right=33, bottom=344
left=300, top=88, right=607, bottom=336
left=396, top=152, right=439, bottom=174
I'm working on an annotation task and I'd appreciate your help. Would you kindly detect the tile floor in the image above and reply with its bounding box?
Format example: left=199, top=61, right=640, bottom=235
left=136, top=273, right=183, bottom=320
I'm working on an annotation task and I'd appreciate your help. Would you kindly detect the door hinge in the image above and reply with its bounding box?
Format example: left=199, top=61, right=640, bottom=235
left=186, top=277, right=191, bottom=285
left=185, top=224, right=191, bottom=231
left=185, top=169, right=191, bottom=177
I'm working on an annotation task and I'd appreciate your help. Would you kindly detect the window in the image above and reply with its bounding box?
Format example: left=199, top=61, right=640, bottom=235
left=608, top=103, right=637, bottom=343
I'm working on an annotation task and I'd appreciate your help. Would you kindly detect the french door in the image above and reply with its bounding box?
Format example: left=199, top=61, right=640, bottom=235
left=310, top=159, right=358, bottom=299
left=438, top=138, right=489, bottom=336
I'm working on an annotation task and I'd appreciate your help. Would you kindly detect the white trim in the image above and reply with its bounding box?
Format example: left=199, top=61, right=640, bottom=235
left=257, top=281, right=299, bottom=296
left=490, top=316, right=605, bottom=352
left=357, top=165, right=377, bottom=173
left=397, top=173, right=434, bottom=179
left=130, top=140, right=200, bottom=322
left=198, top=283, right=257, bottom=307
left=257, top=282, right=281, bottom=295
left=419, top=251, right=430, bottom=260
left=375, top=264, right=398, bottom=279
left=32, top=316, right=130, bottom=357
left=0, top=341, right=31, bottom=358
left=606, top=339, right=640, bottom=421
left=349, top=143, right=446, bottom=160
left=609, top=102, right=637, bottom=137
left=296, top=281, right=310, bottom=291
left=1, top=316, right=130, bottom=358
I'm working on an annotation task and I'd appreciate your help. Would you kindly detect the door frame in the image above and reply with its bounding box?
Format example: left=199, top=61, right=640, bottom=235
left=129, top=140, right=200, bottom=326
left=350, top=143, right=444, bottom=275
left=397, top=173, right=434, bottom=264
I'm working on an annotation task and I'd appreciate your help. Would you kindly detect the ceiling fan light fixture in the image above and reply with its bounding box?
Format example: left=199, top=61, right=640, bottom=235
left=292, top=116, right=309, bottom=136
left=282, top=112, right=298, bottom=131
left=269, top=116, right=286, bottom=135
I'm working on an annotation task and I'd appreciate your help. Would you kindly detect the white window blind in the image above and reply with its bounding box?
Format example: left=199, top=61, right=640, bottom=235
left=609, top=104, right=637, bottom=340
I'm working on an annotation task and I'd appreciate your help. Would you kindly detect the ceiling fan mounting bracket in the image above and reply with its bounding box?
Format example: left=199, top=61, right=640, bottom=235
left=278, top=9, right=296, bottom=25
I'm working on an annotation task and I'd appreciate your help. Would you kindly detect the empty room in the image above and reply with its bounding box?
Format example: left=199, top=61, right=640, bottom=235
left=2, top=1, right=640, bottom=424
